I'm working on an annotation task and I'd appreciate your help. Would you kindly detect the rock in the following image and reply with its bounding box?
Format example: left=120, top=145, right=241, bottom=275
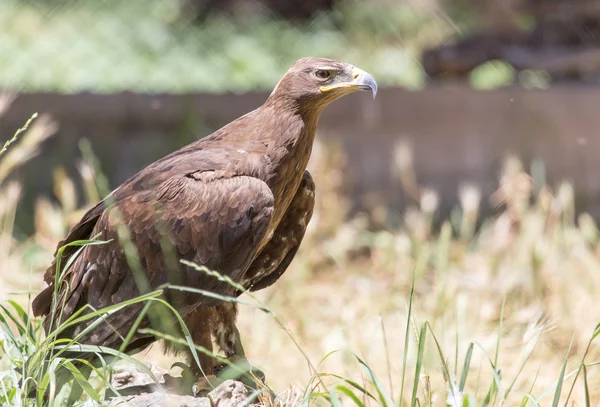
left=208, top=380, right=248, bottom=407
left=106, top=379, right=248, bottom=407
left=107, top=391, right=211, bottom=407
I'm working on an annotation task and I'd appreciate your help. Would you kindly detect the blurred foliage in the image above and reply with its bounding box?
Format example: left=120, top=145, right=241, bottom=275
left=469, top=60, right=516, bottom=90
left=470, top=62, right=552, bottom=90
left=0, top=0, right=457, bottom=93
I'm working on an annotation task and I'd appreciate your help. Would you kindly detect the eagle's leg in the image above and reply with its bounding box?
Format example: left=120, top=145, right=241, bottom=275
left=212, top=302, right=265, bottom=385
left=213, top=302, right=245, bottom=358
left=163, top=306, right=223, bottom=396
left=183, top=306, right=218, bottom=376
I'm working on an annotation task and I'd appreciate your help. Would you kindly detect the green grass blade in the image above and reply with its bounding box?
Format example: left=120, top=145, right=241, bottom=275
left=519, top=368, right=540, bottom=407
left=481, top=377, right=497, bottom=407
left=411, top=323, right=427, bottom=407
left=522, top=394, right=541, bottom=407
left=238, top=388, right=264, bottom=407
left=426, top=322, right=458, bottom=406
left=551, top=333, right=575, bottom=407
left=336, top=385, right=367, bottom=407
left=0, top=304, right=26, bottom=337
left=352, top=353, right=395, bottom=407
left=318, top=373, right=378, bottom=401
left=63, top=360, right=100, bottom=401
left=118, top=300, right=152, bottom=353
left=53, top=344, right=159, bottom=384
left=139, top=328, right=245, bottom=377
left=77, top=357, right=124, bottom=400
left=564, top=323, right=600, bottom=404
left=329, top=388, right=343, bottom=407
left=399, top=272, right=415, bottom=406
left=459, top=343, right=473, bottom=392
left=7, top=300, right=31, bottom=327
left=502, top=335, right=539, bottom=400
left=140, top=297, right=212, bottom=378
left=535, top=367, right=580, bottom=402
left=0, top=311, right=21, bottom=350
left=473, top=343, right=503, bottom=407
left=165, top=284, right=265, bottom=311
left=582, top=364, right=590, bottom=407
left=494, top=297, right=506, bottom=366
left=317, top=350, right=341, bottom=367
left=0, top=113, right=37, bottom=156
left=37, top=357, right=63, bottom=405
left=45, top=289, right=163, bottom=343
left=380, top=317, right=394, bottom=398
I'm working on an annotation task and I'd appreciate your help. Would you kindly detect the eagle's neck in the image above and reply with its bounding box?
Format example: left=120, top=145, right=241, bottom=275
left=258, top=98, right=322, bottom=220
left=259, top=98, right=322, bottom=164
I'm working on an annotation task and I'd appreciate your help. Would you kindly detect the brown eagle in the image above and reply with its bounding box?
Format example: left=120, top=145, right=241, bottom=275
left=32, top=57, right=377, bottom=395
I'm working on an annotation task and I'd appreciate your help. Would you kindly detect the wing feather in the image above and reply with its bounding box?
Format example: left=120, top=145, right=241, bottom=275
left=244, top=170, right=315, bottom=291
left=36, top=171, right=274, bottom=352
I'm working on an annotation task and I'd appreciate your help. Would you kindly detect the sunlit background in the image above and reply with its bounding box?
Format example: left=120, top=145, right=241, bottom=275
left=2, top=0, right=600, bottom=405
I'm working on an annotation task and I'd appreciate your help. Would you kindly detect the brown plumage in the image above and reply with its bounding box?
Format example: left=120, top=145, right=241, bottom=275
left=32, top=57, right=377, bottom=392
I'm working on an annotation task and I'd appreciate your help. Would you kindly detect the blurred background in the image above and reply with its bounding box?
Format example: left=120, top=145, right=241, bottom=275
left=3, top=0, right=600, bottom=404
left=4, top=0, right=600, bottom=234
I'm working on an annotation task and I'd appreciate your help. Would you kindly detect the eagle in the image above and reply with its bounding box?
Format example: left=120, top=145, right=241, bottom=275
left=31, top=57, right=377, bottom=396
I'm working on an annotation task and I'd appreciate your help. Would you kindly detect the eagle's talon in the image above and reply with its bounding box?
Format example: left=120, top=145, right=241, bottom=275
left=215, top=356, right=265, bottom=387
left=162, top=371, right=220, bottom=397
left=192, top=375, right=220, bottom=397
left=162, top=373, right=180, bottom=391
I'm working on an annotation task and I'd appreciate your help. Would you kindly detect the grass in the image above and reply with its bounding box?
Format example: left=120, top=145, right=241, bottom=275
left=2, top=106, right=600, bottom=406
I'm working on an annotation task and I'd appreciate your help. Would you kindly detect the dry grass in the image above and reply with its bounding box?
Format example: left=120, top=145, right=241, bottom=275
left=232, top=146, right=600, bottom=404
left=1, top=105, right=600, bottom=405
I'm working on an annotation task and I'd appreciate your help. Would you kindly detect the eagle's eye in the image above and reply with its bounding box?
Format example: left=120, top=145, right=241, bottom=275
left=315, top=70, right=332, bottom=80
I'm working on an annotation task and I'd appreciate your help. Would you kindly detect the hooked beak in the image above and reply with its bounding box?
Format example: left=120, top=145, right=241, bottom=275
left=320, top=66, right=378, bottom=99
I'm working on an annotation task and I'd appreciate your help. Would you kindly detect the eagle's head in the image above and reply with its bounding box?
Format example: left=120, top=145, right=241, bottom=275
left=268, top=57, right=378, bottom=110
